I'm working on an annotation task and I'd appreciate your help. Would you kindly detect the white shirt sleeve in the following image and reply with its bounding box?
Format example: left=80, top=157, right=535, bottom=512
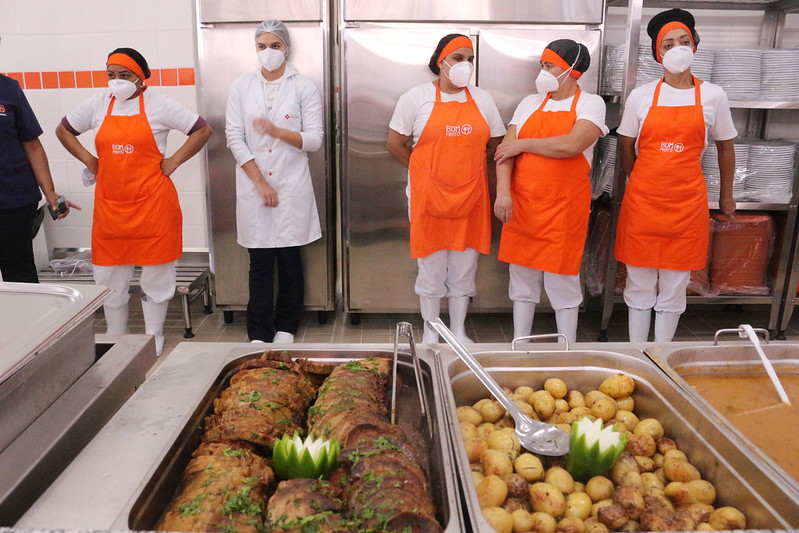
left=617, top=85, right=646, bottom=138
left=388, top=88, right=420, bottom=137
left=225, top=75, right=256, bottom=167
left=576, top=94, right=609, bottom=136
left=470, top=87, right=507, bottom=138
left=158, top=93, right=200, bottom=135
left=706, top=85, right=737, bottom=141
left=297, top=77, right=323, bottom=153
left=65, top=94, right=105, bottom=134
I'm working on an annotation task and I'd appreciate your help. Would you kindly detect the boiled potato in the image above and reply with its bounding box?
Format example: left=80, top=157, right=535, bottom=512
left=464, top=437, right=489, bottom=462
left=599, top=374, right=635, bottom=399
left=570, top=406, right=591, bottom=419
left=663, top=458, right=701, bottom=483
left=555, top=398, right=570, bottom=414
left=596, top=503, right=628, bottom=529
left=557, top=411, right=578, bottom=425
left=483, top=506, right=514, bottom=533
left=584, top=518, right=609, bottom=533
left=640, top=472, right=665, bottom=491
left=530, top=511, right=558, bottom=533
left=487, top=429, right=521, bottom=452
left=708, top=506, right=746, bottom=530
left=481, top=448, right=514, bottom=477
left=478, top=400, right=506, bottom=424
left=472, top=471, right=485, bottom=486
left=666, top=480, right=695, bottom=506
left=515, top=400, right=535, bottom=418
left=618, top=471, right=644, bottom=492
left=663, top=449, right=687, bottom=462
left=613, top=486, right=644, bottom=520
left=460, top=421, right=478, bottom=440
left=573, top=482, right=585, bottom=493
left=556, top=516, right=586, bottom=533
left=696, top=524, right=714, bottom=531
left=615, top=396, right=634, bottom=411
left=457, top=405, right=483, bottom=425
left=566, top=390, right=586, bottom=408
left=686, top=479, right=716, bottom=505
left=529, top=482, right=567, bottom=517
left=656, top=436, right=678, bottom=454
left=591, top=498, right=613, bottom=517
left=477, top=422, right=497, bottom=439
left=544, top=378, right=568, bottom=399
left=511, top=508, right=535, bottom=532
left=545, top=466, right=575, bottom=495
left=590, top=397, right=617, bottom=422
left=585, top=476, right=614, bottom=502
left=478, top=474, right=509, bottom=507
left=634, top=455, right=656, bottom=473
left=515, top=385, right=535, bottom=400
left=584, top=390, right=612, bottom=408
left=610, top=453, right=639, bottom=485
left=633, top=418, right=664, bottom=440
left=503, top=473, right=530, bottom=500
left=565, top=492, right=593, bottom=520
left=503, top=498, right=529, bottom=514
left=677, top=502, right=714, bottom=524
left=626, top=433, right=656, bottom=457
left=514, top=453, right=545, bottom=482
left=531, top=391, right=557, bottom=419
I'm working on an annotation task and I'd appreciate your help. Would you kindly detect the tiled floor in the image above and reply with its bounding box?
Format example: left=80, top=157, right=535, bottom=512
left=94, top=296, right=799, bottom=362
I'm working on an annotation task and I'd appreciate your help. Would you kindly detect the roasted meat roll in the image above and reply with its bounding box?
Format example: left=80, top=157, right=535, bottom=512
left=156, top=441, right=274, bottom=533
left=203, top=351, right=317, bottom=448
left=266, top=478, right=350, bottom=532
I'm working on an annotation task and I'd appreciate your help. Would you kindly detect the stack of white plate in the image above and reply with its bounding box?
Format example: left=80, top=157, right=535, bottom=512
left=711, top=49, right=762, bottom=100
left=761, top=49, right=799, bottom=100
left=744, top=141, right=797, bottom=202
left=593, top=136, right=617, bottom=198
left=602, top=45, right=625, bottom=93
left=702, top=143, right=748, bottom=201
left=636, top=45, right=663, bottom=87
left=692, top=48, right=715, bottom=82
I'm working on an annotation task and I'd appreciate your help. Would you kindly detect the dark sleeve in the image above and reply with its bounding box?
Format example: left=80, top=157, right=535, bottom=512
left=60, top=116, right=80, bottom=136
left=15, top=85, right=44, bottom=142
left=188, top=116, right=208, bottom=134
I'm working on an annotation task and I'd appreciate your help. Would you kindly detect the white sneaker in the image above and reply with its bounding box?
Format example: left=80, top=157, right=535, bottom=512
left=273, top=331, right=295, bottom=343
left=250, top=339, right=267, bottom=344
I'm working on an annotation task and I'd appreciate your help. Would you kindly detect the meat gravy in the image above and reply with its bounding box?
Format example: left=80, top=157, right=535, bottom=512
left=683, top=373, right=799, bottom=482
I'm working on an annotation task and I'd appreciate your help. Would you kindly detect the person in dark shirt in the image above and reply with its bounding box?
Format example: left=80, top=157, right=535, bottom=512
left=0, top=62, right=77, bottom=282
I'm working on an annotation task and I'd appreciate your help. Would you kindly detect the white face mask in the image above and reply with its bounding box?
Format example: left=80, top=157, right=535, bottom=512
left=258, top=48, right=286, bottom=72
left=535, top=69, right=570, bottom=94
left=662, top=45, right=694, bottom=74
left=442, top=60, right=473, bottom=88
left=108, top=79, right=138, bottom=100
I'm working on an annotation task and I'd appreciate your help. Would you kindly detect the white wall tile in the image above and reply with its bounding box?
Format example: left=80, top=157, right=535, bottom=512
left=81, top=0, right=128, bottom=34
left=156, top=29, right=196, bottom=66
left=15, top=0, right=56, bottom=37
left=55, top=33, right=92, bottom=71
left=155, top=0, right=194, bottom=31
left=48, top=2, right=90, bottom=35
left=0, top=1, right=19, bottom=36
left=19, top=34, right=57, bottom=71
left=119, top=31, right=160, bottom=68
left=47, top=158, right=70, bottom=194
left=25, top=90, right=62, bottom=124
left=0, top=35, right=24, bottom=72
left=182, top=225, right=209, bottom=249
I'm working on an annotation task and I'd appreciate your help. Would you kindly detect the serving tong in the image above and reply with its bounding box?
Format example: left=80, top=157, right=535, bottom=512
left=391, top=322, right=434, bottom=439
left=427, top=318, right=570, bottom=456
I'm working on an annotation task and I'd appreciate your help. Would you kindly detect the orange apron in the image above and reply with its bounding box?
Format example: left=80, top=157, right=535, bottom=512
left=408, top=83, right=491, bottom=259
left=615, top=78, right=708, bottom=271
left=498, top=88, right=591, bottom=275
left=92, top=93, right=182, bottom=266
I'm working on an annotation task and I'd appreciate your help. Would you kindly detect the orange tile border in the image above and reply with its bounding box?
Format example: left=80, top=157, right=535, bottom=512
left=76, top=71, right=93, bottom=88
left=178, top=68, right=195, bottom=86
left=160, top=68, right=178, bottom=86
left=2, top=69, right=196, bottom=90
left=58, top=71, right=76, bottom=89
left=41, top=71, right=59, bottom=89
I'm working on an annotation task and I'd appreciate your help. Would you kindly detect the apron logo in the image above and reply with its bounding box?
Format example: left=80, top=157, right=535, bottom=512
left=445, top=123, right=473, bottom=137
left=112, top=144, right=135, bottom=155
left=0, top=104, right=5, bottom=113
left=674, top=143, right=685, bottom=152
left=659, top=141, right=683, bottom=153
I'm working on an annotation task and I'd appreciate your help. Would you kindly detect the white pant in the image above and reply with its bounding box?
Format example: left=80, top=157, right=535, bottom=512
left=415, top=249, right=479, bottom=298
left=624, top=265, right=690, bottom=313
left=93, top=262, right=176, bottom=308
left=508, top=264, right=582, bottom=310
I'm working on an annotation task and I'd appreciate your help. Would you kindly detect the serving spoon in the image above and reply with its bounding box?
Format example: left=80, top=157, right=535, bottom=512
left=428, top=318, right=570, bottom=456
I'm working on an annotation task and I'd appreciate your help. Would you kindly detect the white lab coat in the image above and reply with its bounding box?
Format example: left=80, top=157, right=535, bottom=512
left=225, top=65, right=323, bottom=248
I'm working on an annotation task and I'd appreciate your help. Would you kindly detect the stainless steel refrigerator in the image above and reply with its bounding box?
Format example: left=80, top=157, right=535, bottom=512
left=197, top=0, right=336, bottom=323
left=339, top=0, right=605, bottom=317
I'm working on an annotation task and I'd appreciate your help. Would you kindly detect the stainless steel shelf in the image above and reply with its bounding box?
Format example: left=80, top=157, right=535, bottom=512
left=709, top=202, right=791, bottom=211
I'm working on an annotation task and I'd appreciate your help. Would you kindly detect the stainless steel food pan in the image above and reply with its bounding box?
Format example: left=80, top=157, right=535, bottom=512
left=17, top=343, right=463, bottom=532
left=435, top=345, right=799, bottom=532
left=0, top=282, right=109, bottom=454
left=645, top=340, right=799, bottom=497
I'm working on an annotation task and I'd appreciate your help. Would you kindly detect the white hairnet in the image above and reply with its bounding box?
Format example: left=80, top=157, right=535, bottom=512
left=255, top=20, right=291, bottom=57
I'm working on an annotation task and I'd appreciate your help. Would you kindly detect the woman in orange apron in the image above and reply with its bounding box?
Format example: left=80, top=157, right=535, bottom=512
left=387, top=34, right=506, bottom=343
left=615, top=9, right=737, bottom=342
left=55, top=48, right=212, bottom=355
left=494, top=40, right=608, bottom=344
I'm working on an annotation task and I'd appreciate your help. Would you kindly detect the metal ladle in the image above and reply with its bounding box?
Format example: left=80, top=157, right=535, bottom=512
left=428, top=318, right=570, bottom=456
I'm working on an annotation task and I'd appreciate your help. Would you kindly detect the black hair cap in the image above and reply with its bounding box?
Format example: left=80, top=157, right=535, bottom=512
left=545, top=39, right=591, bottom=74
left=646, top=8, right=700, bottom=61
left=428, top=33, right=468, bottom=75
left=108, top=47, right=151, bottom=79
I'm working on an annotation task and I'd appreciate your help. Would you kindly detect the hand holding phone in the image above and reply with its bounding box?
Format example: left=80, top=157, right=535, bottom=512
left=47, top=196, right=70, bottom=220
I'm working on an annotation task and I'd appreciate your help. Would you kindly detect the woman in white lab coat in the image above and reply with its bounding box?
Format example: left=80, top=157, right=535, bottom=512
left=226, top=19, right=323, bottom=343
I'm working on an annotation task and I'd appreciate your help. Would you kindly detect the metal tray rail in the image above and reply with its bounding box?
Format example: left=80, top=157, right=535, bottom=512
left=435, top=348, right=799, bottom=532
left=644, top=341, right=799, bottom=498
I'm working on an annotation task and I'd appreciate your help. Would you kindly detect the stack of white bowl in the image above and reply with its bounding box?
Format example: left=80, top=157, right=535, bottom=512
left=702, top=143, right=749, bottom=202
left=760, top=49, right=799, bottom=100
left=711, top=49, right=763, bottom=101
left=744, top=141, right=797, bottom=202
